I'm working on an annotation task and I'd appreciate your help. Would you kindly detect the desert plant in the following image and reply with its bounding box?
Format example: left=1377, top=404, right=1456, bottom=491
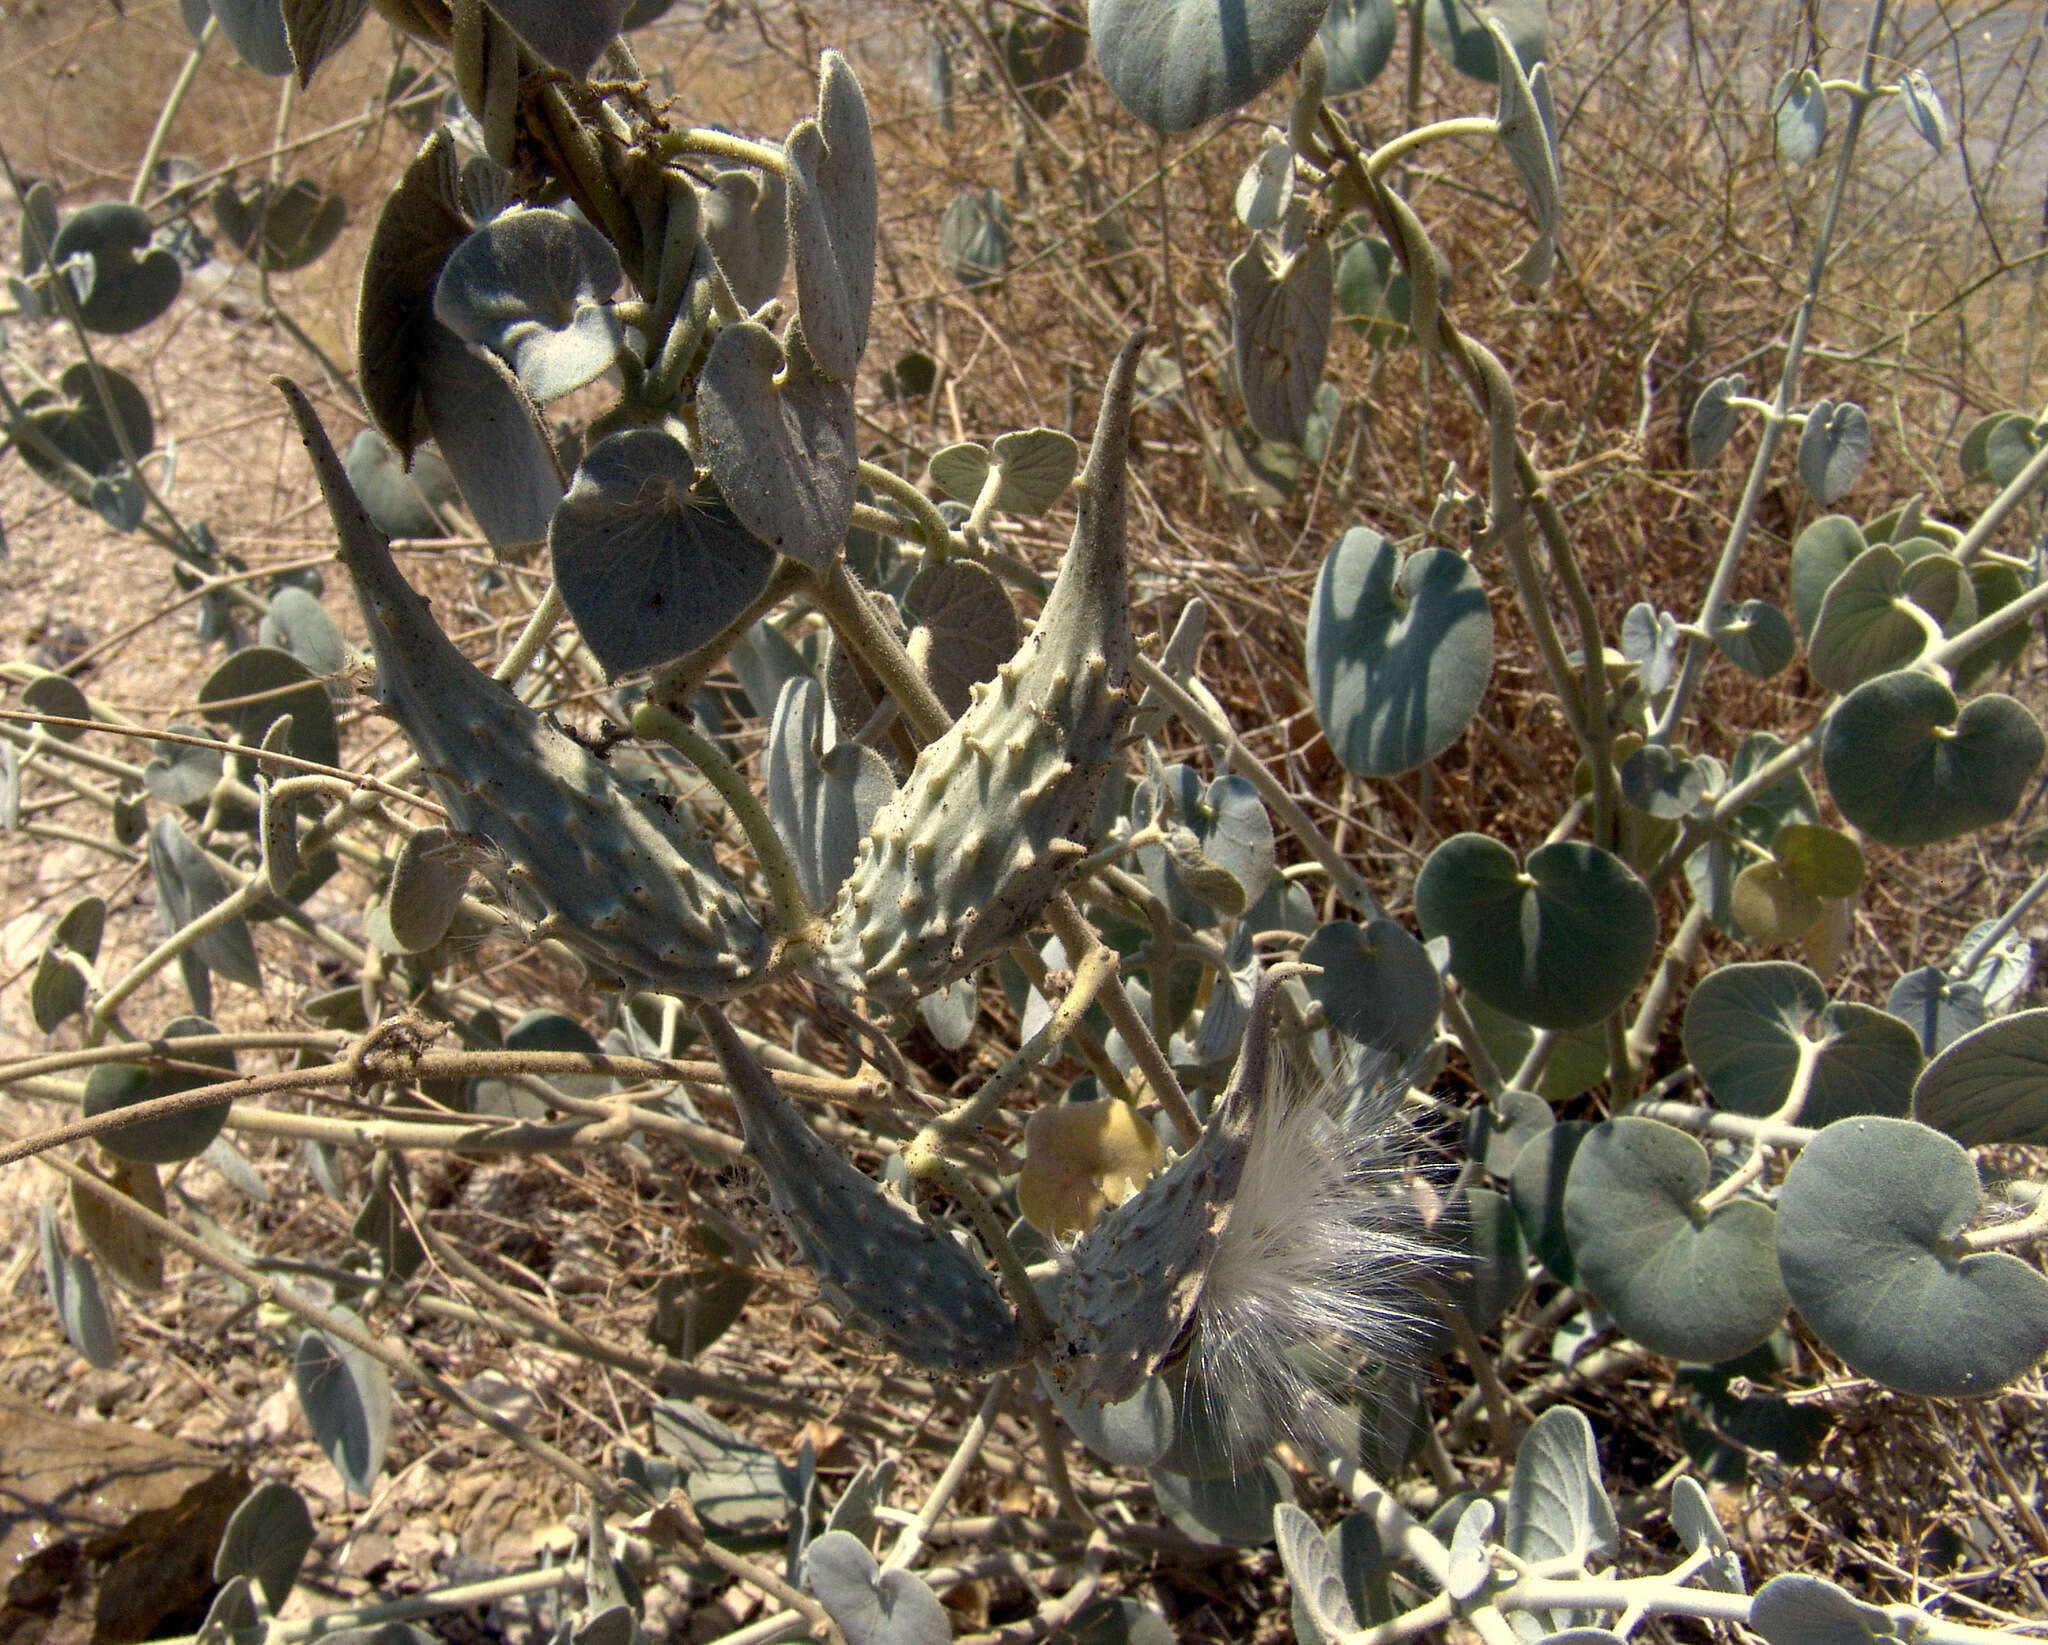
left=3, top=1, right=2047, bottom=1641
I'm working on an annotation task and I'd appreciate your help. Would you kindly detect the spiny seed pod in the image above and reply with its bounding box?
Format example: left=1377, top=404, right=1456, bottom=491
left=275, top=378, right=772, bottom=999
left=820, top=331, right=1146, bottom=1010
left=696, top=1004, right=1024, bottom=1377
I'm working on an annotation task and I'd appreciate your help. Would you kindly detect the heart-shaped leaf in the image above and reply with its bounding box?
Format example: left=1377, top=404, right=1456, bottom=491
left=1088, top=0, right=1330, bottom=131
left=1773, top=67, right=1827, bottom=165
left=785, top=52, right=876, bottom=383
left=1463, top=1088, right=1553, bottom=1179
left=38, top=1206, right=118, bottom=1369
left=1772, top=822, right=1864, bottom=898
left=902, top=559, right=1021, bottom=714
left=293, top=1312, right=391, bottom=1493
left=1669, top=1475, right=1745, bottom=1592
left=1787, top=514, right=1865, bottom=640
left=1490, top=21, right=1560, bottom=235
left=382, top=826, right=471, bottom=953
left=212, top=177, right=348, bottom=272
left=1618, top=744, right=1705, bottom=819
left=1886, top=966, right=1988, bottom=1058
left=434, top=207, right=624, bottom=402
left=199, top=645, right=340, bottom=770
left=1711, top=599, right=1796, bottom=679
left=701, top=168, right=788, bottom=310
left=1564, top=1116, right=1791, bottom=1363
left=216, top=1480, right=316, bottom=1611
left=1504, top=1406, right=1617, bottom=1573
left=1984, top=414, right=2047, bottom=487
left=1821, top=670, right=2045, bottom=848
left=1751, top=1574, right=1892, bottom=1645
left=1230, top=235, right=1333, bottom=447
left=259, top=585, right=347, bottom=681
left=1423, top=0, right=1548, bottom=81
left=1321, top=0, right=1399, bottom=93
left=33, top=894, right=104, bottom=1032
left=1796, top=398, right=1870, bottom=504
left=1898, top=67, right=1950, bottom=150
left=209, top=0, right=295, bottom=73
left=1806, top=544, right=1945, bottom=694
left=1150, top=1460, right=1292, bottom=1546
left=418, top=322, right=567, bottom=549
left=1417, top=835, right=1657, bottom=1029
left=939, top=187, right=1011, bottom=287
left=1336, top=236, right=1412, bottom=346
left=70, top=1156, right=166, bottom=1295
left=1777, top=1115, right=2048, bottom=1396
left=1913, top=1007, right=2048, bottom=1145
left=343, top=430, right=460, bottom=539
left=549, top=427, right=776, bottom=678
left=51, top=201, right=183, bottom=332
left=803, top=1530, right=949, bottom=1645
left=767, top=677, right=895, bottom=913
left=1301, top=918, right=1441, bottom=1060
left=1307, top=527, right=1494, bottom=778
left=1138, top=765, right=1276, bottom=925
left=1235, top=140, right=1296, bottom=231
left=1688, top=373, right=1746, bottom=466
left=482, top=0, right=628, bottom=75
left=15, top=362, right=155, bottom=485
left=1510, top=1120, right=1589, bottom=1284
left=82, top=1013, right=237, bottom=1164
left=1682, top=961, right=1921, bottom=1123
left=282, top=0, right=371, bottom=85
left=149, top=824, right=262, bottom=989
left=357, top=132, right=471, bottom=457
left=697, top=321, right=857, bottom=569
left=1729, top=861, right=1820, bottom=945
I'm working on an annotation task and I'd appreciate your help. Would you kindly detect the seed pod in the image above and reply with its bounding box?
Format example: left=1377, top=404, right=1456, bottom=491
left=696, top=1004, right=1023, bottom=1377
left=1046, top=972, right=1280, bottom=1406
left=820, top=331, right=1146, bottom=1009
left=275, top=377, right=771, bottom=998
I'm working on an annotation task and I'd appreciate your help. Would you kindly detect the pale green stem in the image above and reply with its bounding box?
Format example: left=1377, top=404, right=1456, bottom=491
left=1655, top=0, right=1892, bottom=741
left=860, top=458, right=954, bottom=561
left=1048, top=896, right=1200, bottom=1147
left=130, top=16, right=215, bottom=205
left=629, top=702, right=819, bottom=942
left=807, top=557, right=952, bottom=743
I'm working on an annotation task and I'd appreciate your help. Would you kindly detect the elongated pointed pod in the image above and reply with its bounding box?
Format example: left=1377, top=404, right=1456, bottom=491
left=819, top=332, right=1147, bottom=1010
left=274, top=378, right=772, bottom=998
left=1046, top=971, right=1279, bottom=1406
left=695, top=1004, right=1024, bottom=1376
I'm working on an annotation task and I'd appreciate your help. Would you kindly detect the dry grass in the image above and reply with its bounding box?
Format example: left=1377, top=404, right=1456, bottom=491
left=2, top=0, right=2047, bottom=1638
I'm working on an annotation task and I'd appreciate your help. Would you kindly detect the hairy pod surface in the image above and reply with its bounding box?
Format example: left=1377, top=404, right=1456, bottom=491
left=819, top=332, right=1147, bottom=1010
left=696, top=1005, right=1024, bottom=1376
left=276, top=379, right=772, bottom=998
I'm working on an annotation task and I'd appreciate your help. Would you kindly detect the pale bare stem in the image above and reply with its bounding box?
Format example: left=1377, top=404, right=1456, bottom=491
left=1953, top=862, right=2048, bottom=976
left=807, top=557, right=953, bottom=743
left=147, top=1567, right=577, bottom=1645
left=1021, top=1392, right=1097, bottom=1529
left=632, top=701, right=821, bottom=942
left=900, top=1143, right=1053, bottom=1348
left=1437, top=985, right=1508, bottom=1101
left=1695, top=1037, right=1818, bottom=1214
left=1962, top=1195, right=2048, bottom=1253
left=1654, top=0, right=1893, bottom=741
left=882, top=1372, right=1012, bottom=1570
left=36, top=1149, right=619, bottom=1500
left=1954, top=437, right=2048, bottom=566
left=1422, top=1281, right=1522, bottom=1457
left=1047, top=895, right=1200, bottom=1146
left=926, top=944, right=1120, bottom=1143
left=1318, top=1455, right=1523, bottom=1645
left=1626, top=901, right=1712, bottom=1071
left=129, top=15, right=216, bottom=206
left=857, top=458, right=956, bottom=561
left=1006, top=939, right=1130, bottom=1098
